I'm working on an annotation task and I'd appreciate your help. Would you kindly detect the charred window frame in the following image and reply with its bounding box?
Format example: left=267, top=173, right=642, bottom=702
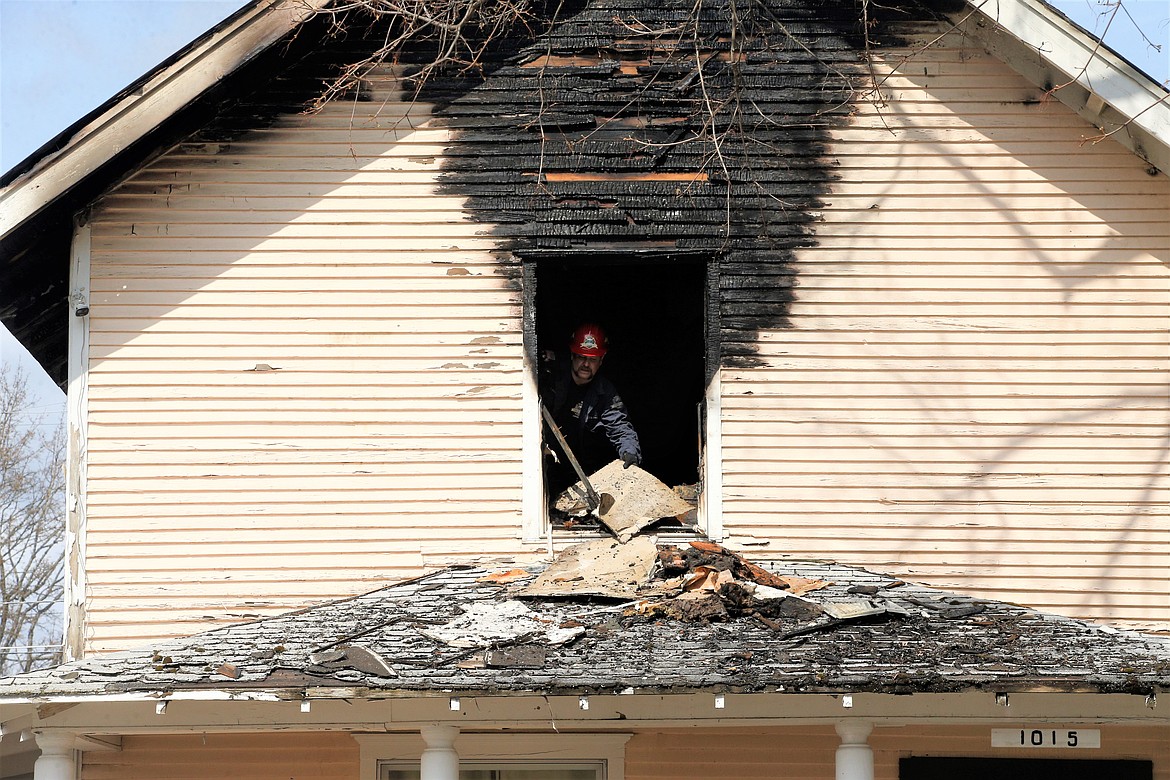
left=520, top=252, right=720, bottom=541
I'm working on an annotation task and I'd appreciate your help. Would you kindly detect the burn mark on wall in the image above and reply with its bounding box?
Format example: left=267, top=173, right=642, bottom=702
left=1, top=0, right=954, bottom=385
left=405, top=0, right=882, bottom=366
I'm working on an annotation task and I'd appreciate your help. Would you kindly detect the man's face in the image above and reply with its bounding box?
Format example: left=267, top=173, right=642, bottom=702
left=570, top=352, right=603, bottom=386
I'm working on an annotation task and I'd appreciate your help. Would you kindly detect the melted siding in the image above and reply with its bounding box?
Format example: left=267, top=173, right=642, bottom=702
left=721, top=40, right=1170, bottom=630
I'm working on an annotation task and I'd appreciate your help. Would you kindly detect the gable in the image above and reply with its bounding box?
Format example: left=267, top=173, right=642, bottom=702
left=1, top=0, right=1168, bottom=383
left=0, top=0, right=1167, bottom=654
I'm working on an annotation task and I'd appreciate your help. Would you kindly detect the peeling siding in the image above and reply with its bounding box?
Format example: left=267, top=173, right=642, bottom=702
left=722, top=39, right=1170, bottom=630
left=83, top=69, right=534, bottom=651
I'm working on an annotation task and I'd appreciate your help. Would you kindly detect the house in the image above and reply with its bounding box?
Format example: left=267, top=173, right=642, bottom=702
left=1, top=0, right=1168, bottom=777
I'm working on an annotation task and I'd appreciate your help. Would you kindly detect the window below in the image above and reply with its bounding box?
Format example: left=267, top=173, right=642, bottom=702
left=355, top=732, right=631, bottom=780
left=382, top=762, right=603, bottom=780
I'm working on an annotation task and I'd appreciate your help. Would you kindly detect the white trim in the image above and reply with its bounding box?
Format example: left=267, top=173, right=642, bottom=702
left=29, top=730, right=78, bottom=780
left=356, top=733, right=631, bottom=780
left=834, top=721, right=874, bottom=780
left=963, top=0, right=1170, bottom=168
left=521, top=350, right=544, bottom=543
left=0, top=0, right=331, bottom=238
left=64, top=217, right=91, bottom=662
left=700, top=368, right=723, bottom=541
left=972, top=0, right=1169, bottom=130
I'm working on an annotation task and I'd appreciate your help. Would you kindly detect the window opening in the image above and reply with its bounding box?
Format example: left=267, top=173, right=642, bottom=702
left=899, top=757, right=1152, bottom=780
left=530, top=255, right=708, bottom=531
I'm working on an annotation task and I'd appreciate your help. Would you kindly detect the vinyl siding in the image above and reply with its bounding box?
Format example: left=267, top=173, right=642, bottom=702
left=80, top=732, right=358, bottom=780
left=79, top=25, right=1170, bottom=650
left=84, top=69, right=536, bottom=651
left=76, top=726, right=1170, bottom=780
left=629, top=726, right=1170, bottom=780
left=720, top=39, right=1170, bottom=630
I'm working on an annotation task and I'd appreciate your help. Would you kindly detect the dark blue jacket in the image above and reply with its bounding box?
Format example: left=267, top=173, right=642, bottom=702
left=541, top=358, right=641, bottom=474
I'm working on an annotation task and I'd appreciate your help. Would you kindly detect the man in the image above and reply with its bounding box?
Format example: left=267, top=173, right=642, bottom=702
left=541, top=323, right=642, bottom=496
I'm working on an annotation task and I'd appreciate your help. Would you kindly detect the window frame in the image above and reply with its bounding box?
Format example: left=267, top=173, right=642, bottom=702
left=518, top=254, right=722, bottom=543
left=379, top=759, right=606, bottom=780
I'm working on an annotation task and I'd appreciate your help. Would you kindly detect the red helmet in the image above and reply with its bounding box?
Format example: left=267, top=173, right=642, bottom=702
left=569, top=323, right=608, bottom=357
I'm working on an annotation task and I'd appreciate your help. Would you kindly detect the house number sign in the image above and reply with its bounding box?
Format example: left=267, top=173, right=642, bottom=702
left=991, top=728, right=1101, bottom=749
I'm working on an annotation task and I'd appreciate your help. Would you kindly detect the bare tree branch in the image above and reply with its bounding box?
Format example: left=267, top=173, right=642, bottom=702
left=0, top=367, right=65, bottom=675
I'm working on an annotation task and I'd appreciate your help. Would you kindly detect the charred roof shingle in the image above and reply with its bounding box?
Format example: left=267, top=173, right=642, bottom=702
left=3, top=548, right=1168, bottom=701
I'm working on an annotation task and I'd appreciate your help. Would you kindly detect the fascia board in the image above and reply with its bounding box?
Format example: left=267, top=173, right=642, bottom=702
left=0, top=0, right=331, bottom=239
left=3, top=691, right=1168, bottom=729
left=967, top=0, right=1170, bottom=148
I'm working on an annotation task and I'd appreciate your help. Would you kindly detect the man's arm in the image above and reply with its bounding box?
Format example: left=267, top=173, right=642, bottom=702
left=598, top=390, right=641, bottom=467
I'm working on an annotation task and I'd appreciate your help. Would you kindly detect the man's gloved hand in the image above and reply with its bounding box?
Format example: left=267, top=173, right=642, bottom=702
left=620, top=450, right=640, bottom=469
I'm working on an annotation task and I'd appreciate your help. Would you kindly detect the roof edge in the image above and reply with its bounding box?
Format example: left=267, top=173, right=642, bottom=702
left=961, top=0, right=1170, bottom=173
left=0, top=0, right=332, bottom=239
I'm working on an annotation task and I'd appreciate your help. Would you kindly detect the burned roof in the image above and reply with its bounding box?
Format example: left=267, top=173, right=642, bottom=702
left=3, top=541, right=1169, bottom=701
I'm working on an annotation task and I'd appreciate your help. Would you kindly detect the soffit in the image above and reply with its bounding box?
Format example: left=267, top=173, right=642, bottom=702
left=957, top=0, right=1170, bottom=175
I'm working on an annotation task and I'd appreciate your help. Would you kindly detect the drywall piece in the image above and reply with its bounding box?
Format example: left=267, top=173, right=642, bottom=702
left=417, top=601, right=585, bottom=648
left=560, top=461, right=693, bottom=542
left=520, top=536, right=659, bottom=600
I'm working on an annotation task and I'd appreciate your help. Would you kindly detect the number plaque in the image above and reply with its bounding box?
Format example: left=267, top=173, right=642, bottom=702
left=991, top=728, right=1100, bottom=749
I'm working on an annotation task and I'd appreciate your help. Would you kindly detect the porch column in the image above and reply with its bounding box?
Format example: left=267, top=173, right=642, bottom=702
left=33, top=731, right=77, bottom=780
left=421, top=725, right=460, bottom=780
left=834, top=721, right=873, bottom=780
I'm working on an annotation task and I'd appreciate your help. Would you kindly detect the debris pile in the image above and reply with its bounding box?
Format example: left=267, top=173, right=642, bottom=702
left=640, top=541, right=833, bottom=625
left=553, top=460, right=697, bottom=540
left=505, top=537, right=908, bottom=642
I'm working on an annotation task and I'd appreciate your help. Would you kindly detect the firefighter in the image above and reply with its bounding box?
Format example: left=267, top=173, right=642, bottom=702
left=541, top=322, right=642, bottom=496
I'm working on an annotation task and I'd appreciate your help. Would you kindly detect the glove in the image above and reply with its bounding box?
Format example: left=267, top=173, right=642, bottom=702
left=620, top=450, right=640, bottom=469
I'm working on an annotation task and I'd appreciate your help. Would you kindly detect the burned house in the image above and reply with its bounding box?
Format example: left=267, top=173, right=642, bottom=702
left=1, top=0, right=1168, bottom=777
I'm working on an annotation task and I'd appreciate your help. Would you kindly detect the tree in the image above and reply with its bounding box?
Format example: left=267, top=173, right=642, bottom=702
left=0, top=366, right=66, bottom=675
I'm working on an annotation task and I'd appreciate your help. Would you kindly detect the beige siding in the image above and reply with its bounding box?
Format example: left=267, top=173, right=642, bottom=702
left=84, top=70, right=537, bottom=650
left=630, top=726, right=1170, bottom=780
left=81, top=33, right=1170, bottom=649
left=78, top=726, right=1170, bottom=780
left=80, top=732, right=358, bottom=780
left=722, top=39, right=1170, bottom=630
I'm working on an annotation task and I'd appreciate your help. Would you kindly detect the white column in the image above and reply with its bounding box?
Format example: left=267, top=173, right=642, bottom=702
left=834, top=721, right=874, bottom=780
left=33, top=731, right=77, bottom=780
left=420, top=725, right=459, bottom=780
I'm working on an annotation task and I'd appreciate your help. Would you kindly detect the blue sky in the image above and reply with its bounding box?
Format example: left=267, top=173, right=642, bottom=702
left=0, top=0, right=248, bottom=404
left=0, top=0, right=1167, bottom=406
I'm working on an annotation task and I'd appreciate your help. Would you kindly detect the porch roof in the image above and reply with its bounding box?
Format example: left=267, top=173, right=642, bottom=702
left=3, top=543, right=1168, bottom=704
